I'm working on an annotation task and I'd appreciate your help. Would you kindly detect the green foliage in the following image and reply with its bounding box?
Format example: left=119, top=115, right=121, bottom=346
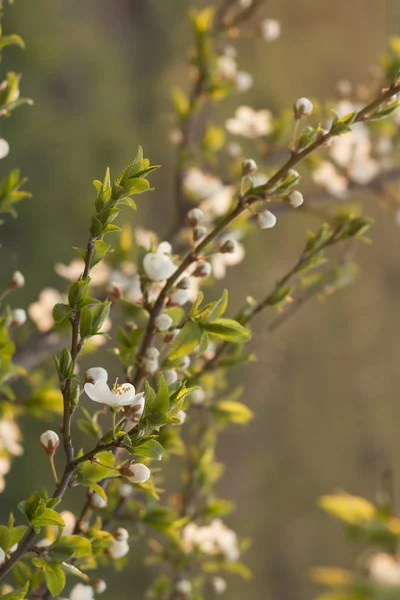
left=18, top=489, right=65, bottom=532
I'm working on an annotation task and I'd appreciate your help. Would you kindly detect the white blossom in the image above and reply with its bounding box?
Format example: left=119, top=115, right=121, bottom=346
left=55, top=259, right=109, bottom=286
left=257, top=210, right=277, bottom=229
left=28, top=288, right=66, bottom=332
left=212, top=232, right=245, bottom=279
left=212, top=577, right=227, bottom=594
left=294, top=97, right=313, bottom=117
left=0, top=456, right=10, bottom=493
left=122, top=463, right=151, bottom=483
left=92, top=579, right=107, bottom=594
left=84, top=375, right=144, bottom=411
left=119, top=483, right=133, bottom=499
left=0, top=420, right=23, bottom=456
left=189, top=388, right=206, bottom=406
left=187, top=208, right=204, bottom=226
left=179, top=356, right=191, bottom=370
left=175, top=410, right=187, bottom=425
left=91, top=492, right=107, bottom=509
left=184, top=168, right=234, bottom=219
left=40, top=430, right=60, bottom=453
left=60, top=511, right=76, bottom=536
left=260, top=18, right=281, bottom=41
left=226, top=106, right=272, bottom=139
left=164, top=369, right=178, bottom=385
left=194, top=261, right=212, bottom=278
left=368, top=553, right=400, bottom=586
left=0, top=547, right=5, bottom=564
left=236, top=71, right=253, bottom=92
left=10, top=271, right=25, bottom=289
left=155, top=313, right=173, bottom=332
left=0, top=139, right=10, bottom=159
left=143, top=244, right=176, bottom=282
left=217, top=55, right=237, bottom=80
left=182, top=519, right=240, bottom=562
left=70, top=583, right=94, bottom=600
left=288, top=190, right=304, bottom=208
left=143, top=347, right=159, bottom=374
left=109, top=539, right=129, bottom=559
left=312, top=161, right=348, bottom=197
left=10, top=309, right=27, bottom=327
left=169, top=287, right=192, bottom=306
left=175, top=580, right=192, bottom=595
left=113, top=527, right=129, bottom=542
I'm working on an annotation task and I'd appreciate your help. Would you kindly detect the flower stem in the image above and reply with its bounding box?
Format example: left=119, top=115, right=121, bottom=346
left=49, top=455, right=58, bottom=485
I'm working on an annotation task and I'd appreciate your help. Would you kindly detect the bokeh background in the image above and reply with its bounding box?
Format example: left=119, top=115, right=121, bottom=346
left=1, top=0, right=400, bottom=598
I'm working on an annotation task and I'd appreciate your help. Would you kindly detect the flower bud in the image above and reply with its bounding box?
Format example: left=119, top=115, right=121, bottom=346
left=107, top=283, right=123, bottom=298
left=211, top=577, right=227, bottom=594
left=119, top=483, right=133, bottom=498
left=9, top=271, right=25, bottom=289
left=189, top=388, right=206, bottom=406
left=175, top=410, right=187, bottom=425
left=219, top=238, right=238, bottom=254
left=113, top=527, right=129, bottom=542
left=294, top=97, right=313, bottom=119
left=288, top=190, right=304, bottom=208
left=91, top=492, right=107, bottom=509
left=187, top=208, right=204, bottom=227
left=179, top=355, right=191, bottom=370
left=40, top=430, right=60, bottom=455
left=91, top=579, right=107, bottom=594
left=193, top=225, right=207, bottom=242
left=260, top=18, right=281, bottom=41
left=143, top=251, right=176, bottom=282
left=10, top=308, right=27, bottom=327
left=0, top=548, right=5, bottom=565
left=120, top=463, right=151, bottom=483
left=155, top=313, right=173, bottom=332
left=175, top=579, right=192, bottom=595
left=193, top=261, right=212, bottom=278
left=60, top=511, right=76, bottom=536
left=108, top=539, right=129, bottom=559
left=165, top=327, right=181, bottom=342
left=242, top=158, right=257, bottom=175
left=145, top=347, right=159, bottom=360
left=257, top=210, right=277, bottom=229
left=236, top=71, right=253, bottom=92
left=164, top=369, right=178, bottom=385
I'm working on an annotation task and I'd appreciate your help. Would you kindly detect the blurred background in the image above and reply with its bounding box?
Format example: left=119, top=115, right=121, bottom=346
left=1, top=0, right=400, bottom=598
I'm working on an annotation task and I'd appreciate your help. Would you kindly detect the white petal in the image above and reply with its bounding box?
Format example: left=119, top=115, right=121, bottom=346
left=86, top=367, right=108, bottom=383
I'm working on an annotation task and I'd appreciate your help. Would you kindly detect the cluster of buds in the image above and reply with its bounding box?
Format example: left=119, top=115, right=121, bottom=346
left=188, top=208, right=207, bottom=244
left=143, top=347, right=159, bottom=374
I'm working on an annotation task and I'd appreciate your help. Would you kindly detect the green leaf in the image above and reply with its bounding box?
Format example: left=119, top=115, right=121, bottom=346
left=1, top=582, right=29, bottom=599
left=213, top=400, right=254, bottom=424
left=76, top=451, right=115, bottom=484
left=79, top=306, right=93, bottom=339
left=0, top=34, right=25, bottom=50
left=203, top=318, right=251, bottom=343
left=168, top=321, right=203, bottom=360
left=68, top=278, right=90, bottom=308
left=153, top=376, right=170, bottom=414
left=52, top=303, right=71, bottom=324
left=132, top=439, right=164, bottom=461
left=31, top=508, right=66, bottom=528
left=49, top=536, right=92, bottom=563
left=43, top=563, right=66, bottom=596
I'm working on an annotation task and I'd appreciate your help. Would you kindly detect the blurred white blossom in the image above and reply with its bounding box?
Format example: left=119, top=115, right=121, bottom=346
left=226, top=106, right=272, bottom=139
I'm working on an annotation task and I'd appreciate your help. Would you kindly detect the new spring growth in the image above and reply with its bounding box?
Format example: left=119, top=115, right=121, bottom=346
left=242, top=158, right=257, bottom=175
left=257, top=210, right=277, bottom=229
left=9, top=271, right=25, bottom=289
left=294, top=97, right=314, bottom=119
left=288, top=190, right=304, bottom=208
left=40, top=430, right=60, bottom=456
left=187, top=207, right=204, bottom=227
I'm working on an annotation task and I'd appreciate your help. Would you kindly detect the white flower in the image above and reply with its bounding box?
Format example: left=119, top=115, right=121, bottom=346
left=329, top=120, right=380, bottom=185
left=175, top=410, right=187, bottom=425
left=288, top=190, right=304, bottom=208
left=10, top=271, right=25, bottom=289
left=143, top=244, right=176, bottom=282
left=294, top=97, right=313, bottom=117
left=194, top=261, right=212, bottom=278
left=119, top=483, right=133, bottom=499
left=86, top=367, right=108, bottom=384
left=187, top=208, right=204, bottom=226
left=175, top=580, right=192, bottom=594
left=0, top=455, right=11, bottom=493
left=217, top=55, right=237, bottom=80
left=260, top=18, right=281, bottom=41
left=0, top=139, right=9, bottom=159
left=181, top=519, right=240, bottom=562
left=91, top=492, right=107, bottom=509
left=169, top=288, right=192, bottom=306
left=84, top=377, right=144, bottom=411
left=0, top=547, right=5, bottom=564
left=212, top=577, right=227, bottom=594
left=0, top=420, right=23, bottom=456
left=226, top=106, right=272, bottom=139
left=164, top=369, right=178, bottom=385
left=122, top=463, right=151, bottom=483
left=257, top=210, right=277, bottom=229
left=236, top=71, right=253, bottom=92
left=70, top=583, right=95, bottom=600
left=40, top=430, right=60, bottom=453
left=368, top=553, right=400, bottom=586
left=60, top=511, right=76, bottom=536
left=109, top=539, right=129, bottom=559
left=124, top=273, right=143, bottom=303
left=55, top=259, right=109, bottom=286
left=113, top=527, right=129, bottom=541
left=92, top=579, right=107, bottom=594
left=312, top=161, right=348, bottom=197
left=184, top=168, right=234, bottom=219
left=189, top=388, right=206, bottom=406
left=10, top=309, right=27, bottom=327
left=28, top=288, right=66, bottom=332
left=155, top=313, right=173, bottom=332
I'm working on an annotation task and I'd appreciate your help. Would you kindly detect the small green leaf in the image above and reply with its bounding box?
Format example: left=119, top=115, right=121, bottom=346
left=168, top=321, right=203, bottom=360
left=203, top=318, right=251, bottom=343
left=132, top=439, right=164, bottom=461
left=43, top=563, right=66, bottom=596
left=52, top=303, right=71, bottom=324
